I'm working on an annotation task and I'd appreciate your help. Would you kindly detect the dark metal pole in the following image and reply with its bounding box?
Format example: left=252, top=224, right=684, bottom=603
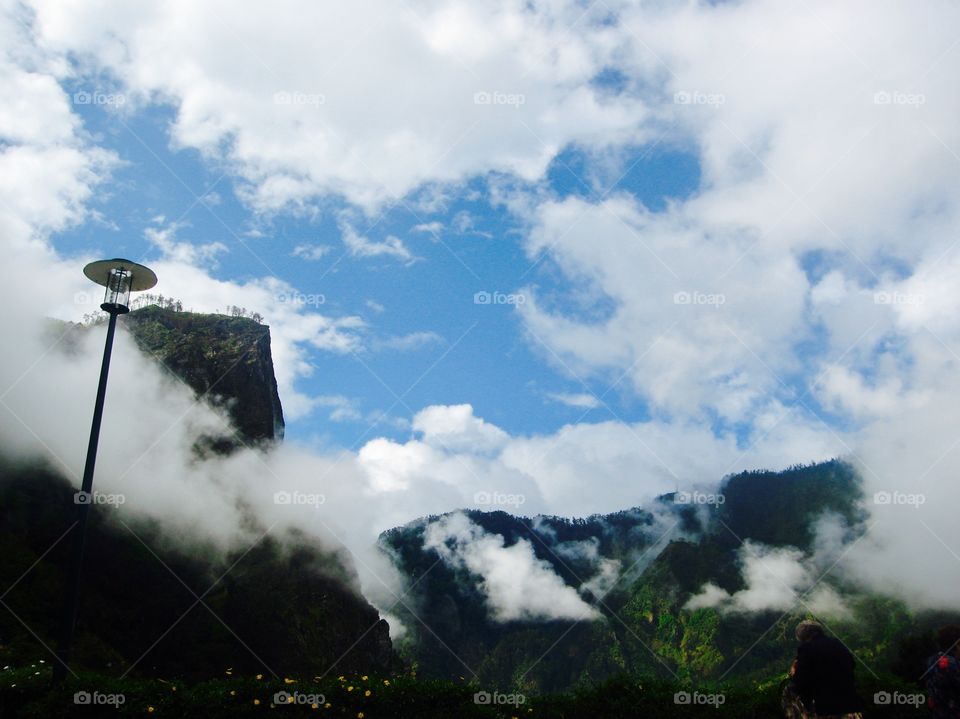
left=52, top=310, right=120, bottom=684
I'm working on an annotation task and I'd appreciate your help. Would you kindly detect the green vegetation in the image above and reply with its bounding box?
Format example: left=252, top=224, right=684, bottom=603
left=0, top=665, right=933, bottom=718
left=122, top=305, right=285, bottom=446
left=0, top=458, right=398, bottom=682
left=381, top=461, right=958, bottom=693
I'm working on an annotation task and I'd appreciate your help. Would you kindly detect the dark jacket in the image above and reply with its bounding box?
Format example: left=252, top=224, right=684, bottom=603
left=792, top=635, right=863, bottom=715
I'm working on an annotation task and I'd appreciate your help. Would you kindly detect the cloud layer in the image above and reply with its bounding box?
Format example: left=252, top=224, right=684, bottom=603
left=4, top=0, right=960, bottom=622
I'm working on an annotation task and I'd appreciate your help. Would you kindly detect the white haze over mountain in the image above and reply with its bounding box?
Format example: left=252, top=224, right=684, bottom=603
left=2, top=0, right=960, bottom=630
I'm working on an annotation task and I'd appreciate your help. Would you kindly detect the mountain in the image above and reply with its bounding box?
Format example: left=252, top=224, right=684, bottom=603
left=0, top=306, right=397, bottom=681
left=122, top=306, right=285, bottom=447
left=379, top=461, right=951, bottom=694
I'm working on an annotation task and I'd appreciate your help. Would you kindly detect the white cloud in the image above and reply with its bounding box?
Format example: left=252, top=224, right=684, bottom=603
left=26, top=0, right=648, bottom=211
left=518, top=194, right=810, bottom=424
left=412, top=403, right=509, bottom=454
left=545, top=392, right=601, bottom=409
left=292, top=243, right=333, bottom=261
left=422, top=512, right=600, bottom=622
left=412, top=221, right=443, bottom=234
left=146, top=221, right=228, bottom=266
left=685, top=541, right=849, bottom=618
left=5, top=0, right=960, bottom=621
left=371, top=331, right=442, bottom=352
left=356, top=403, right=844, bottom=518
left=341, top=224, right=414, bottom=263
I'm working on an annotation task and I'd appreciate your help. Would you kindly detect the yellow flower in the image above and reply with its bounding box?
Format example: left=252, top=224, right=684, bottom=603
left=311, top=703, right=318, bottom=710
left=171, top=686, right=176, bottom=692
left=253, top=699, right=260, bottom=706
left=357, top=713, right=364, bottom=719
left=256, top=674, right=263, bottom=680
left=324, top=703, right=332, bottom=709
left=338, top=676, right=345, bottom=682
left=347, top=686, right=354, bottom=692
left=361, top=675, right=368, bottom=681
left=283, top=678, right=295, bottom=684
left=364, top=690, right=371, bottom=697
left=147, top=708, right=155, bottom=714
left=383, top=679, right=390, bottom=686
left=230, top=690, right=236, bottom=696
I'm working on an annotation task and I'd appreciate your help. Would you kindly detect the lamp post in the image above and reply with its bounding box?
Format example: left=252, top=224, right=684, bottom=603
left=52, top=259, right=157, bottom=685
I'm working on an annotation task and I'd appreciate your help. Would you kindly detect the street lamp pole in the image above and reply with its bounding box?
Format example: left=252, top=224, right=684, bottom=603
left=52, top=259, right=157, bottom=685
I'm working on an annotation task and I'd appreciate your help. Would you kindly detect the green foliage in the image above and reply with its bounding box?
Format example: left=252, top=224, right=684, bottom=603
left=715, top=460, right=865, bottom=550
left=121, top=306, right=284, bottom=445
left=380, top=460, right=960, bottom=693
left=1, top=665, right=934, bottom=719
left=0, top=458, right=398, bottom=682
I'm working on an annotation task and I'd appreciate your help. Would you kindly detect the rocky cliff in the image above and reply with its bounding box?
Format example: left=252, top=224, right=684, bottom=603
left=122, top=306, right=285, bottom=445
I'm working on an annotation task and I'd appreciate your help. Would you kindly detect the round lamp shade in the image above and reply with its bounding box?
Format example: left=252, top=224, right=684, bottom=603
left=83, top=258, right=158, bottom=291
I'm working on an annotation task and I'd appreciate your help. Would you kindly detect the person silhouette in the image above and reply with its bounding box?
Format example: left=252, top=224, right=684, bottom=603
left=785, top=620, right=863, bottom=719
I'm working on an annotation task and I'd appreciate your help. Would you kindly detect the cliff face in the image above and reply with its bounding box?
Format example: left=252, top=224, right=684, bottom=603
left=122, top=306, right=285, bottom=445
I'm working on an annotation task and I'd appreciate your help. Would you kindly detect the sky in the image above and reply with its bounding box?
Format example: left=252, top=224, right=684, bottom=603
left=4, top=0, right=960, bottom=614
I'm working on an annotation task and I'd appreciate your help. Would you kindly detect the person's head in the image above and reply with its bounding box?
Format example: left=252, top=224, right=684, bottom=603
left=936, top=625, right=960, bottom=657
left=795, top=620, right=825, bottom=643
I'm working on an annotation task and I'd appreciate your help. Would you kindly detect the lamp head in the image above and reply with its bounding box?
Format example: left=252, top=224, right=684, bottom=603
left=83, top=258, right=158, bottom=314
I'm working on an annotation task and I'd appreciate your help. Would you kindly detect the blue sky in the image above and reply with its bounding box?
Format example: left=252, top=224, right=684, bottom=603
left=57, top=94, right=707, bottom=448
left=4, top=0, right=960, bottom=531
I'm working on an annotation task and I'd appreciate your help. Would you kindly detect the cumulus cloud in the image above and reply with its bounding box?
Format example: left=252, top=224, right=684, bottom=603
left=291, top=243, right=333, bottom=261
left=422, top=512, right=600, bottom=622
left=4, top=0, right=960, bottom=623
left=25, top=0, right=648, bottom=211
left=341, top=224, right=415, bottom=263
left=356, top=403, right=844, bottom=518
left=685, top=541, right=850, bottom=618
